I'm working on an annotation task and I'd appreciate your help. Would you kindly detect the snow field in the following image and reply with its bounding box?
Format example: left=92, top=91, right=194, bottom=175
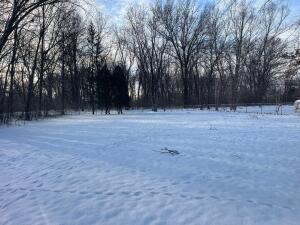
left=0, top=109, right=300, bottom=225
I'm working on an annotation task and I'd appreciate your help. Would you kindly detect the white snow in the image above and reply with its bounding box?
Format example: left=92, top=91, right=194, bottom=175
left=0, top=109, right=300, bottom=225
left=210, top=105, right=295, bottom=115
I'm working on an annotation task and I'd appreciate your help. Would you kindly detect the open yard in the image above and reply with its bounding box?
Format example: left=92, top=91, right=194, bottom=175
left=0, top=109, right=300, bottom=225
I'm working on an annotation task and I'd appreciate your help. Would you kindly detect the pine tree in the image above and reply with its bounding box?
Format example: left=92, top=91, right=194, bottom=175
left=96, top=65, right=112, bottom=114
left=112, top=66, right=130, bottom=114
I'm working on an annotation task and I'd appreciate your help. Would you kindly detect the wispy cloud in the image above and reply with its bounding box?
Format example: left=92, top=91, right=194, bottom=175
left=95, top=0, right=150, bottom=25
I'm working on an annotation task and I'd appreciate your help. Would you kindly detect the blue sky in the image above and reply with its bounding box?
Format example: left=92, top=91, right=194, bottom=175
left=95, top=0, right=300, bottom=24
left=287, top=0, right=300, bottom=16
left=94, top=0, right=150, bottom=24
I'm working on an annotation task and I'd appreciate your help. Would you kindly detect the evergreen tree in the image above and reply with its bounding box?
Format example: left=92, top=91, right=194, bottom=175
left=97, top=65, right=112, bottom=114
left=112, top=66, right=130, bottom=114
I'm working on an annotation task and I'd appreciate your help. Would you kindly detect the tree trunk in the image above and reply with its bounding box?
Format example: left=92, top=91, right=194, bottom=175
left=61, top=37, right=66, bottom=115
left=182, top=65, right=190, bottom=106
left=39, top=5, right=46, bottom=116
left=8, top=28, right=18, bottom=115
left=25, top=34, right=42, bottom=120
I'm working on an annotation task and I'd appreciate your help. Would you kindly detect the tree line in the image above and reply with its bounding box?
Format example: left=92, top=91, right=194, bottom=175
left=0, top=0, right=299, bottom=122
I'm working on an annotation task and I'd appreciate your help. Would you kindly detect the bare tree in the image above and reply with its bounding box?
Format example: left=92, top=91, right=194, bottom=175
left=0, top=0, right=72, bottom=59
left=156, top=0, right=208, bottom=106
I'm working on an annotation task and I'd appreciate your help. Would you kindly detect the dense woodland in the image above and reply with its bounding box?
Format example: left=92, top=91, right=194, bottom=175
left=0, top=0, right=300, bottom=122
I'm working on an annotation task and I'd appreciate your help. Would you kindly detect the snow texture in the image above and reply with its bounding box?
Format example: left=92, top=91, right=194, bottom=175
left=0, top=108, right=300, bottom=225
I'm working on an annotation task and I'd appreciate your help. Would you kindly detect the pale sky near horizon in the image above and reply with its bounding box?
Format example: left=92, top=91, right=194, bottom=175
left=95, top=0, right=300, bottom=24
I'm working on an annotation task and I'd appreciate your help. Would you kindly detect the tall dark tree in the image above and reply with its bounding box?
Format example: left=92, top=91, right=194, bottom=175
left=112, top=66, right=130, bottom=114
left=97, top=65, right=112, bottom=114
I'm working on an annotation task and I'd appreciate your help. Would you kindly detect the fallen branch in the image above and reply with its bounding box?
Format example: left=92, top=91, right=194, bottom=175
left=156, top=147, right=180, bottom=156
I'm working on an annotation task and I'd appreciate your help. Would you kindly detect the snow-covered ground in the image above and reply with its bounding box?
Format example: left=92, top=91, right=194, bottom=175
left=0, top=109, right=300, bottom=225
left=208, top=104, right=295, bottom=115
